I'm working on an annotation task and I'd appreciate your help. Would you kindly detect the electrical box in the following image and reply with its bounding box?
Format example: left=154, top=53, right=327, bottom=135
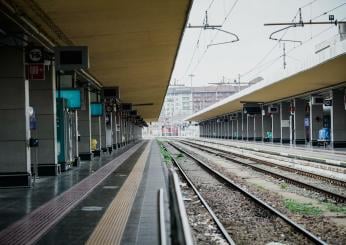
left=243, top=106, right=261, bottom=115
left=268, top=106, right=279, bottom=113
left=311, top=96, right=324, bottom=105
left=55, top=46, right=89, bottom=70
left=103, top=87, right=119, bottom=98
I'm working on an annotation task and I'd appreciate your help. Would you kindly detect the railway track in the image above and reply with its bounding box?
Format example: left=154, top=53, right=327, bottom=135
left=179, top=139, right=346, bottom=203
left=162, top=144, right=234, bottom=245
left=189, top=139, right=346, bottom=182
left=165, top=141, right=327, bottom=245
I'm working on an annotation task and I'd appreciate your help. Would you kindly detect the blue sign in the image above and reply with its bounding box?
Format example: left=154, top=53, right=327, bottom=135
left=91, top=103, right=103, bottom=117
left=57, top=89, right=81, bottom=109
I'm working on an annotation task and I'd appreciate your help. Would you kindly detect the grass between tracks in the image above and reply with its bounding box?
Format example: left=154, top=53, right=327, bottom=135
left=324, top=202, right=346, bottom=214
left=284, top=199, right=322, bottom=216
left=285, top=199, right=346, bottom=216
left=157, top=140, right=173, bottom=166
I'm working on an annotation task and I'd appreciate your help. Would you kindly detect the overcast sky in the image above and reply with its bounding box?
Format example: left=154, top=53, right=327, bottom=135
left=170, top=0, right=345, bottom=87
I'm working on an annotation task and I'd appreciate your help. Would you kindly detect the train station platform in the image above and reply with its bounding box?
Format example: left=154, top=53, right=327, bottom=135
left=190, top=137, right=346, bottom=168
left=0, top=140, right=169, bottom=245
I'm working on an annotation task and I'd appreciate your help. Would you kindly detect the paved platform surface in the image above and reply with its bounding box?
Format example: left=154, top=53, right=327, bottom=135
left=0, top=144, right=134, bottom=231
left=191, top=137, right=346, bottom=167
left=0, top=140, right=169, bottom=245
left=121, top=140, right=169, bottom=245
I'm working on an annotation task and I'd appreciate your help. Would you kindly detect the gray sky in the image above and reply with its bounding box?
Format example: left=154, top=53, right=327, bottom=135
left=170, top=0, right=346, bottom=87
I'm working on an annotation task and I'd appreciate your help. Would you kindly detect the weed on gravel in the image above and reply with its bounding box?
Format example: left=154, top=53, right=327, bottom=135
left=284, top=199, right=322, bottom=216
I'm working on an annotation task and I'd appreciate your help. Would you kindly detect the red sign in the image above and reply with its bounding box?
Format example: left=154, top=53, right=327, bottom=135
left=26, top=64, right=45, bottom=80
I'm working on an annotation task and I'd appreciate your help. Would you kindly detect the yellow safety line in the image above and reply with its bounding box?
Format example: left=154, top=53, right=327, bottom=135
left=86, top=141, right=152, bottom=245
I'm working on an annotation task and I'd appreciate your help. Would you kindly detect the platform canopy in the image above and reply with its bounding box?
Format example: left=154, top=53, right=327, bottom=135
left=8, top=0, right=192, bottom=121
left=187, top=53, right=346, bottom=122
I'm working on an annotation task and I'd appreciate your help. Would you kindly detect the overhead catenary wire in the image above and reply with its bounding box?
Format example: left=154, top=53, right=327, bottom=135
left=249, top=15, right=346, bottom=79
left=240, top=0, right=345, bottom=80
left=310, top=2, right=346, bottom=21
left=207, top=0, right=215, bottom=11
left=240, top=9, right=302, bottom=78
left=178, top=0, right=216, bottom=82
left=190, top=0, right=240, bottom=74
left=178, top=0, right=344, bottom=87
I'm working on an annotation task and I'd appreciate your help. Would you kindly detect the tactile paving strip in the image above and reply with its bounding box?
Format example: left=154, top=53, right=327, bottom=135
left=0, top=142, right=145, bottom=245
left=86, top=141, right=152, bottom=245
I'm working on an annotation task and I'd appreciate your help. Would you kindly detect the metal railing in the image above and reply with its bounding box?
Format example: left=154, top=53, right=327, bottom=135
left=168, top=170, right=194, bottom=245
left=158, top=188, right=167, bottom=245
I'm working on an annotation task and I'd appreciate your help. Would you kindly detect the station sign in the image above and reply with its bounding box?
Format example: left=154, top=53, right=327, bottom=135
left=26, top=64, right=45, bottom=80
left=26, top=47, right=45, bottom=80
left=26, top=47, right=44, bottom=63
left=324, top=99, right=332, bottom=107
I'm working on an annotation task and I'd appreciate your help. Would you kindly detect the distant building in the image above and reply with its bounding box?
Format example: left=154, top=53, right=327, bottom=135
left=191, top=85, right=239, bottom=113
left=149, top=84, right=241, bottom=137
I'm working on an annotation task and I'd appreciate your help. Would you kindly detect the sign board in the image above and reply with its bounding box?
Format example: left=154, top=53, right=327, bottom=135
left=26, top=64, right=45, bottom=80
left=281, top=120, right=290, bottom=127
left=103, top=87, right=119, bottom=98
left=26, top=47, right=44, bottom=63
left=324, top=99, right=332, bottom=107
left=26, top=47, right=45, bottom=80
left=55, top=46, right=89, bottom=70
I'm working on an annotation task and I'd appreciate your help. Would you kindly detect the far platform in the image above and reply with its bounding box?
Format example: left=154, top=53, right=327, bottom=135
left=188, top=137, right=346, bottom=167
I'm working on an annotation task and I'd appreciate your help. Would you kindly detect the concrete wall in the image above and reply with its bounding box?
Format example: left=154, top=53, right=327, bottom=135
left=310, top=103, right=323, bottom=145
left=247, top=115, right=254, bottom=140
left=0, top=47, right=31, bottom=186
left=294, top=98, right=306, bottom=144
left=262, top=106, right=271, bottom=141
left=331, top=89, right=346, bottom=147
left=29, top=64, right=58, bottom=175
left=237, top=113, right=242, bottom=139
left=242, top=112, right=247, bottom=140
left=280, top=102, right=290, bottom=143
left=78, top=90, right=91, bottom=157
left=272, top=104, right=281, bottom=142
left=91, top=117, right=101, bottom=150
left=254, top=114, right=262, bottom=141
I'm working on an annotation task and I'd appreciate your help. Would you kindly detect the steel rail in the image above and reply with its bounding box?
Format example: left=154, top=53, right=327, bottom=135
left=168, top=142, right=328, bottom=245
left=162, top=144, right=236, bottom=245
left=180, top=140, right=346, bottom=203
left=185, top=139, right=346, bottom=187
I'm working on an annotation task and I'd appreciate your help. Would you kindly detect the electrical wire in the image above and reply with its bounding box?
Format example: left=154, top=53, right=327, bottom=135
left=207, top=0, right=215, bottom=11
left=190, top=0, right=239, bottom=74
left=178, top=28, right=203, bottom=81
left=240, top=10, right=301, bottom=79
left=178, top=0, right=216, bottom=82
left=240, top=0, right=345, bottom=80
left=287, top=15, right=346, bottom=55
left=310, top=2, right=346, bottom=21
left=249, top=15, right=345, bottom=79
